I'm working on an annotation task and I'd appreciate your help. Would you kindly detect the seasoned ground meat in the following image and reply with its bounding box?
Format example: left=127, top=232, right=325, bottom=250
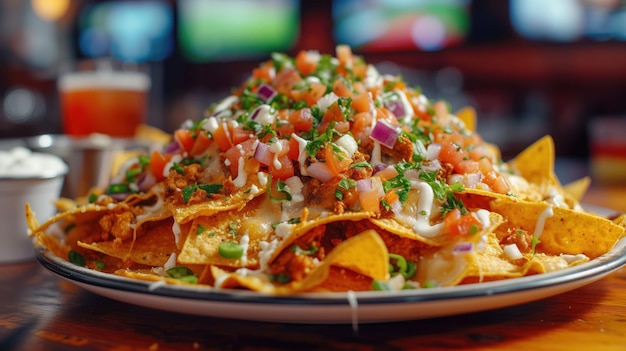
left=500, top=228, right=533, bottom=253
left=382, top=135, right=414, bottom=162
left=98, top=203, right=136, bottom=243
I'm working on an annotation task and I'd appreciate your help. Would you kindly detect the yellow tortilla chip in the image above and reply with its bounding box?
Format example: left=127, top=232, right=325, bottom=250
left=456, top=106, right=476, bottom=132
left=78, top=219, right=177, bottom=266
left=562, top=177, right=591, bottom=202
left=489, top=198, right=625, bottom=259
left=172, top=181, right=266, bottom=224
left=178, top=196, right=277, bottom=267
left=508, top=135, right=559, bottom=188
left=279, top=229, right=389, bottom=293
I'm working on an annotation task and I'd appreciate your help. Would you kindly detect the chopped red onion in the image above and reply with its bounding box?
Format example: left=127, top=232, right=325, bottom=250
left=356, top=178, right=372, bottom=193
left=370, top=119, right=400, bottom=148
left=109, top=192, right=131, bottom=202
left=137, top=172, right=157, bottom=192
left=164, top=140, right=181, bottom=154
left=452, top=242, right=474, bottom=254
left=257, top=83, right=277, bottom=101
left=373, top=163, right=388, bottom=175
left=305, top=162, right=334, bottom=182
left=384, top=99, right=406, bottom=119
left=253, top=142, right=272, bottom=166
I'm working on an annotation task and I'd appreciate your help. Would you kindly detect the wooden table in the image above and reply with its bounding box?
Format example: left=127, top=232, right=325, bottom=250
left=2, top=185, right=625, bottom=351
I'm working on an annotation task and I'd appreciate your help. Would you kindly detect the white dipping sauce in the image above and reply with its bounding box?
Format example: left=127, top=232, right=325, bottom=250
left=0, top=146, right=68, bottom=178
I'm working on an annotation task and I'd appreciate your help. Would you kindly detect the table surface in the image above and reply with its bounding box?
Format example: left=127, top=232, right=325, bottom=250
left=2, top=185, right=625, bottom=351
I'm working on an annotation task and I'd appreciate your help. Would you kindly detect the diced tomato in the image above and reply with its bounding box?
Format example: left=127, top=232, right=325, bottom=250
left=174, top=129, right=196, bottom=154
left=230, top=125, right=253, bottom=145
left=189, top=130, right=212, bottom=156
left=351, top=58, right=368, bottom=80
left=287, top=136, right=300, bottom=161
left=332, top=79, right=353, bottom=98
left=444, top=208, right=483, bottom=237
left=252, top=62, right=274, bottom=81
left=269, top=154, right=294, bottom=180
left=383, top=190, right=399, bottom=206
left=291, top=82, right=326, bottom=106
left=491, top=175, right=510, bottom=194
left=223, top=139, right=258, bottom=178
left=149, top=150, right=171, bottom=180
left=455, top=159, right=479, bottom=175
left=323, top=102, right=346, bottom=123
left=295, top=50, right=317, bottom=76
left=351, top=111, right=373, bottom=134
left=288, top=108, right=313, bottom=132
left=375, top=107, right=399, bottom=125
left=477, top=157, right=494, bottom=174
left=438, top=141, right=465, bottom=166
left=433, top=101, right=449, bottom=119
left=212, top=122, right=232, bottom=152
left=352, top=93, right=371, bottom=113
left=276, top=122, right=295, bottom=139
left=273, top=69, right=302, bottom=96
left=336, top=45, right=354, bottom=70
left=434, top=132, right=464, bottom=145
left=324, top=144, right=351, bottom=176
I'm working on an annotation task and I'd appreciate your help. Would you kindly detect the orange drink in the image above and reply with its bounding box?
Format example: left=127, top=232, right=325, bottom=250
left=59, top=67, right=150, bottom=137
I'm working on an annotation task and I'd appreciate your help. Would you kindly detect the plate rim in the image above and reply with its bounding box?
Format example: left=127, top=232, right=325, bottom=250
left=36, top=233, right=626, bottom=307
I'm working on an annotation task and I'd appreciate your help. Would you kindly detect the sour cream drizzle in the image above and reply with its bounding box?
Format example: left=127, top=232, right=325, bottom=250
left=406, top=180, right=444, bottom=238
left=532, top=205, right=554, bottom=239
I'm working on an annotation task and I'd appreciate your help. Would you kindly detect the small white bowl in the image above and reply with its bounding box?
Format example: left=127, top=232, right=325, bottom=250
left=0, top=147, right=67, bottom=263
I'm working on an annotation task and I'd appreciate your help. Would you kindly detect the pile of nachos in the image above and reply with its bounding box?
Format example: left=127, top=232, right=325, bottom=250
left=27, top=46, right=625, bottom=294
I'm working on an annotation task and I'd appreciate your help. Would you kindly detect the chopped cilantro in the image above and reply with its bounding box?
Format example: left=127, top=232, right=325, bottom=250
left=171, top=162, right=184, bottom=174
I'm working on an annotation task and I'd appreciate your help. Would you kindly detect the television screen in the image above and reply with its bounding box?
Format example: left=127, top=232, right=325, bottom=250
left=177, top=0, right=300, bottom=62
left=510, top=0, right=626, bottom=42
left=332, top=0, right=471, bottom=52
left=77, top=1, right=174, bottom=62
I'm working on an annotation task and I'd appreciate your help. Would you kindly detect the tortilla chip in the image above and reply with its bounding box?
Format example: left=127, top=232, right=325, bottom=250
left=210, top=266, right=277, bottom=293
left=177, top=196, right=277, bottom=267
left=172, top=182, right=266, bottom=224
left=562, top=177, right=591, bottom=202
left=508, top=135, right=559, bottom=188
left=78, top=219, right=177, bottom=266
left=489, top=198, right=625, bottom=259
left=280, top=229, right=389, bottom=293
left=456, top=106, right=476, bottom=132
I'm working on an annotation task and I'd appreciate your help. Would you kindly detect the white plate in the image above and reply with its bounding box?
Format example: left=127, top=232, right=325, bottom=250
left=36, top=232, right=626, bottom=324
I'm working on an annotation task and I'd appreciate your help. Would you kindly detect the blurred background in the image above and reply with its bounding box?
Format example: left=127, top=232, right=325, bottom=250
left=0, top=0, right=625, bottom=166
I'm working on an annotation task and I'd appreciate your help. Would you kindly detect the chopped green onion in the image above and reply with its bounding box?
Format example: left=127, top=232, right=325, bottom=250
left=95, top=261, right=106, bottom=270
left=106, top=183, right=130, bottom=194
left=372, top=280, right=392, bottom=291
left=166, top=266, right=198, bottom=284
left=68, top=250, right=86, bottom=267
left=218, top=242, right=244, bottom=259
